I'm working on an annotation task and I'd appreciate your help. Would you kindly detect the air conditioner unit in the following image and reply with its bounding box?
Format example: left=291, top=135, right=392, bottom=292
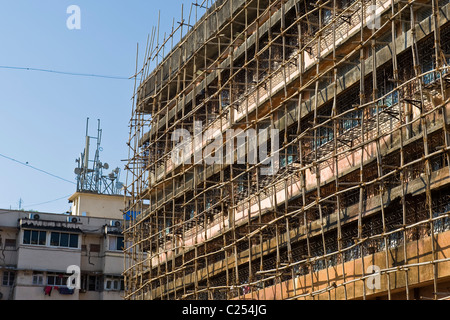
left=67, top=216, right=78, bottom=223
left=29, top=213, right=40, bottom=220
left=110, top=220, right=121, bottom=227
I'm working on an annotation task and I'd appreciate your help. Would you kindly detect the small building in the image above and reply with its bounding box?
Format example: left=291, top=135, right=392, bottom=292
left=0, top=192, right=126, bottom=300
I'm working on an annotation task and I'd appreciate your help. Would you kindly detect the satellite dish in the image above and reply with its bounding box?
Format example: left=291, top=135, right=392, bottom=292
left=103, top=163, right=109, bottom=170
left=74, top=168, right=82, bottom=175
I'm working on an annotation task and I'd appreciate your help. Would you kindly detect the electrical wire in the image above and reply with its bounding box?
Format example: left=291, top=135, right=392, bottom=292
left=0, top=153, right=76, bottom=185
left=0, top=65, right=132, bottom=80
left=22, top=194, right=72, bottom=209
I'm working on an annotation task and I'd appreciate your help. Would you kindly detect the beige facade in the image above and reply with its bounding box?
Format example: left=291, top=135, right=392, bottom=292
left=0, top=192, right=126, bottom=300
left=69, top=192, right=124, bottom=220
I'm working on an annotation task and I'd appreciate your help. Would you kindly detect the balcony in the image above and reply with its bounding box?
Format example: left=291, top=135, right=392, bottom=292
left=19, top=217, right=82, bottom=233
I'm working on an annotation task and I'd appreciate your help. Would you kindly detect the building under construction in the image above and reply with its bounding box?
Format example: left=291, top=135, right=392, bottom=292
left=124, top=0, right=450, bottom=300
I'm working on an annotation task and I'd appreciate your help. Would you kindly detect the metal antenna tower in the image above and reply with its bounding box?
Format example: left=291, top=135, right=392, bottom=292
left=74, top=118, right=123, bottom=195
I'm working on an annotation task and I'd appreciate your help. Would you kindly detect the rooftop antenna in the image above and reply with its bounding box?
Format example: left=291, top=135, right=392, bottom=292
left=74, top=118, right=123, bottom=195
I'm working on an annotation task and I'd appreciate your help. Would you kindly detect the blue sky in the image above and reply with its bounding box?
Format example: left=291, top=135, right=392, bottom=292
left=0, top=0, right=203, bottom=213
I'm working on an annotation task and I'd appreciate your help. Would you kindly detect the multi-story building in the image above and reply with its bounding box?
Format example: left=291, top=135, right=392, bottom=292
left=124, top=0, right=450, bottom=300
left=0, top=192, right=125, bottom=300
left=0, top=118, right=127, bottom=300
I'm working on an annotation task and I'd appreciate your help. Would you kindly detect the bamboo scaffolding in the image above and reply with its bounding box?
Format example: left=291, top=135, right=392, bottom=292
left=124, top=0, right=450, bottom=300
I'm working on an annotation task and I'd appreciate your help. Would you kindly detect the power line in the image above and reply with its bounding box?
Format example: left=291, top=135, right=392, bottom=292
left=23, top=194, right=72, bottom=209
left=0, top=65, right=132, bottom=80
left=0, top=153, right=76, bottom=185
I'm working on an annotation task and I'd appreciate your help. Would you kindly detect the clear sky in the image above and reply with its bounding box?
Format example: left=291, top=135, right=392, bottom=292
left=0, top=0, right=206, bottom=213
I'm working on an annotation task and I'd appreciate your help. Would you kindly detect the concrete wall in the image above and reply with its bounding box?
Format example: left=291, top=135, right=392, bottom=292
left=0, top=209, right=124, bottom=300
left=14, top=272, right=80, bottom=300
left=70, top=192, right=124, bottom=220
left=103, top=252, right=124, bottom=275
left=0, top=226, right=19, bottom=267
left=17, top=246, right=81, bottom=272
left=80, top=234, right=104, bottom=273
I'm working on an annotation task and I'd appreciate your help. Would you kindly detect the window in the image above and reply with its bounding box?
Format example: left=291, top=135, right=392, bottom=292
left=341, top=109, right=362, bottom=132
left=87, top=275, right=101, bottom=292
left=338, top=0, right=355, bottom=9
left=221, top=90, right=230, bottom=109
left=104, top=277, right=124, bottom=291
left=47, top=274, right=69, bottom=286
left=23, top=230, right=46, bottom=246
left=433, top=206, right=450, bottom=233
left=109, top=236, right=124, bottom=251
left=90, top=244, right=100, bottom=253
left=314, top=126, right=334, bottom=149
left=388, top=232, right=403, bottom=249
left=32, top=272, right=44, bottom=285
left=50, top=232, right=79, bottom=248
left=322, top=9, right=332, bottom=25
left=80, top=274, right=100, bottom=292
left=280, top=145, right=296, bottom=168
left=2, top=271, right=15, bottom=286
left=4, top=239, right=16, bottom=248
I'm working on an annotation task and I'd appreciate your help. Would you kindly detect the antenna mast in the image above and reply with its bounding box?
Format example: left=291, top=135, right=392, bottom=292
left=74, top=118, right=123, bottom=195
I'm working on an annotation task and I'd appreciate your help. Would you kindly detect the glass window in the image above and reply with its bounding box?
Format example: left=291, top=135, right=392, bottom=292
left=31, top=230, right=39, bottom=245
left=116, top=237, right=124, bottom=251
left=60, top=233, right=69, bottom=247
left=32, top=272, right=44, bottom=285
left=104, top=277, right=123, bottom=291
left=2, top=271, right=15, bottom=286
left=23, top=230, right=31, bottom=244
left=50, top=232, right=79, bottom=248
left=88, top=275, right=100, bottom=291
left=23, top=230, right=46, bottom=246
left=5, top=239, right=16, bottom=248
left=90, top=244, right=100, bottom=252
left=38, top=231, right=46, bottom=245
left=109, top=236, right=124, bottom=251
left=69, top=234, right=79, bottom=248
left=50, top=232, right=59, bottom=246
left=47, top=275, right=68, bottom=286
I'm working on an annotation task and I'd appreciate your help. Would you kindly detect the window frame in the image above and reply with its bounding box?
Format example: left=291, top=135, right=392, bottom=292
left=22, top=229, right=47, bottom=246
left=2, top=271, right=15, bottom=286
left=4, top=238, right=16, bottom=249
left=47, top=274, right=69, bottom=287
left=104, top=276, right=124, bottom=291
left=108, top=235, right=124, bottom=251
left=32, top=272, right=44, bottom=286
left=86, top=275, right=101, bottom=292
left=49, top=232, right=79, bottom=249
